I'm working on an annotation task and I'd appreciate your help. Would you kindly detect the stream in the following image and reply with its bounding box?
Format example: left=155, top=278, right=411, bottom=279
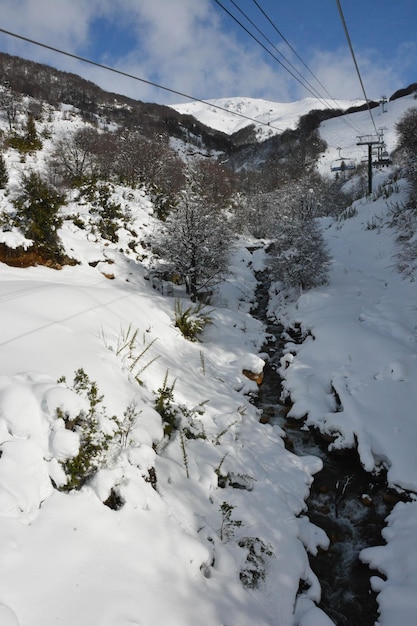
left=251, top=272, right=399, bottom=626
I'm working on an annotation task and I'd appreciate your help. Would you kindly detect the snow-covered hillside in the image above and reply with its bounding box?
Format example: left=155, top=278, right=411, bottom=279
left=0, top=88, right=416, bottom=626
left=171, top=96, right=366, bottom=140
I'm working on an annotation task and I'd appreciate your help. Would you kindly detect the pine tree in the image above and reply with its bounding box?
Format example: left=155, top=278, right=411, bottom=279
left=12, top=171, right=65, bottom=256
left=24, top=114, right=42, bottom=151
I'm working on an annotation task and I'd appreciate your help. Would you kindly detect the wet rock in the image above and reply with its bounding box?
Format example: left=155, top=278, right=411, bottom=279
left=382, top=489, right=402, bottom=505
left=242, top=368, right=264, bottom=385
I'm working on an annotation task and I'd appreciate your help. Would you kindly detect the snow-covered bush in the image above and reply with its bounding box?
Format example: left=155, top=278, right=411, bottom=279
left=56, top=369, right=120, bottom=491
left=78, top=180, right=124, bottom=243
left=238, top=537, right=275, bottom=589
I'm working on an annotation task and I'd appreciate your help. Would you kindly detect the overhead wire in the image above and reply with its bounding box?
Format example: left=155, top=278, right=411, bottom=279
left=212, top=0, right=331, bottom=102
left=215, top=0, right=366, bottom=137
left=248, top=0, right=366, bottom=136
left=227, top=0, right=333, bottom=107
left=227, top=0, right=376, bottom=155
left=250, top=1, right=341, bottom=109
left=212, top=1, right=367, bottom=142
left=214, top=0, right=371, bottom=154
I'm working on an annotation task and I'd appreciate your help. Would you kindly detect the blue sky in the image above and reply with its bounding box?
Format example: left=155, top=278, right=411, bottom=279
left=0, top=0, right=415, bottom=105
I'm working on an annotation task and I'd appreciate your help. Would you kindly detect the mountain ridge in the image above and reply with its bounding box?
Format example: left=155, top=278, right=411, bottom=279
left=170, top=95, right=368, bottom=140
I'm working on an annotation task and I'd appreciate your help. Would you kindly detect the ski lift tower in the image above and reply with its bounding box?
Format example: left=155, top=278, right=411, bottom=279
left=356, top=132, right=383, bottom=194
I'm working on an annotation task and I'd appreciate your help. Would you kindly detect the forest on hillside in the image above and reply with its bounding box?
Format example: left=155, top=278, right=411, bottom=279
left=0, top=54, right=416, bottom=296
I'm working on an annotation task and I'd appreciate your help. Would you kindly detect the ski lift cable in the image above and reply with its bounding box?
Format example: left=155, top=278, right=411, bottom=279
left=214, top=0, right=367, bottom=138
left=212, top=0, right=332, bottom=102
left=335, top=0, right=379, bottom=137
left=227, top=0, right=336, bottom=109
left=249, top=0, right=366, bottom=136
left=0, top=26, right=291, bottom=135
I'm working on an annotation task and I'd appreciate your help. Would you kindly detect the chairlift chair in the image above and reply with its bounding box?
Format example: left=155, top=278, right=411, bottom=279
left=373, top=144, right=392, bottom=167
left=330, top=147, right=356, bottom=172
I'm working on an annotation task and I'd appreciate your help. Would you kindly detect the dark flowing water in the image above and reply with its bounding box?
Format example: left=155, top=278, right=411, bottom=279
left=251, top=272, right=402, bottom=626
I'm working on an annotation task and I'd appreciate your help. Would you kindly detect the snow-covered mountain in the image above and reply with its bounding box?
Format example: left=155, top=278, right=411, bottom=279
left=0, top=72, right=416, bottom=626
left=171, top=95, right=366, bottom=140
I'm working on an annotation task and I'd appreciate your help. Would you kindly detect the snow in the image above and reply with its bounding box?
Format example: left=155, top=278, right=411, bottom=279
left=272, top=181, right=417, bottom=492
left=0, top=92, right=416, bottom=626
left=171, top=96, right=366, bottom=140
left=361, top=501, right=417, bottom=626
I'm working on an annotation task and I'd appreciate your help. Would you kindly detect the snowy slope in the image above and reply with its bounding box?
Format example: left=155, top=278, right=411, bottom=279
left=0, top=91, right=416, bottom=626
left=317, top=93, right=417, bottom=176
left=269, top=171, right=417, bottom=625
left=171, top=96, right=366, bottom=140
left=0, top=105, right=327, bottom=626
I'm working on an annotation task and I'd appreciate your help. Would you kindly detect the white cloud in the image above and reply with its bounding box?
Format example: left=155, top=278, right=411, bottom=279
left=0, top=0, right=295, bottom=103
left=303, top=44, right=416, bottom=103
left=0, top=0, right=414, bottom=105
left=0, top=0, right=97, bottom=50
left=99, top=0, right=294, bottom=103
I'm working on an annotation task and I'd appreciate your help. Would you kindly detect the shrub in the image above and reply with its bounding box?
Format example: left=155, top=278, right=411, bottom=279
left=153, top=370, right=207, bottom=440
left=154, top=371, right=178, bottom=438
left=12, top=170, right=65, bottom=257
left=238, top=537, right=275, bottom=588
left=56, top=368, right=120, bottom=491
left=7, top=114, right=42, bottom=153
left=174, top=299, right=212, bottom=342
left=218, top=501, right=242, bottom=542
left=79, top=181, right=124, bottom=243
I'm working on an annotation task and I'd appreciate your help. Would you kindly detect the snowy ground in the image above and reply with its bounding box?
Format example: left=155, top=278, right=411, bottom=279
left=0, top=208, right=328, bottom=625
left=269, top=172, right=417, bottom=625
left=0, top=94, right=416, bottom=626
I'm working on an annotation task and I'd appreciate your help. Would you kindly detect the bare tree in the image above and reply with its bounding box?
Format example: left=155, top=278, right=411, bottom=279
left=49, top=127, right=101, bottom=186
left=0, top=83, right=21, bottom=131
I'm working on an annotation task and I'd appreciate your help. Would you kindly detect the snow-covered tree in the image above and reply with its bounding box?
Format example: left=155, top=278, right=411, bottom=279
left=263, top=176, right=331, bottom=292
left=153, top=165, right=233, bottom=299
left=0, top=83, right=21, bottom=131
left=0, top=152, right=8, bottom=188
left=114, top=130, right=184, bottom=219
left=392, top=108, right=417, bottom=276
left=396, top=107, right=417, bottom=195
left=269, top=213, right=330, bottom=292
